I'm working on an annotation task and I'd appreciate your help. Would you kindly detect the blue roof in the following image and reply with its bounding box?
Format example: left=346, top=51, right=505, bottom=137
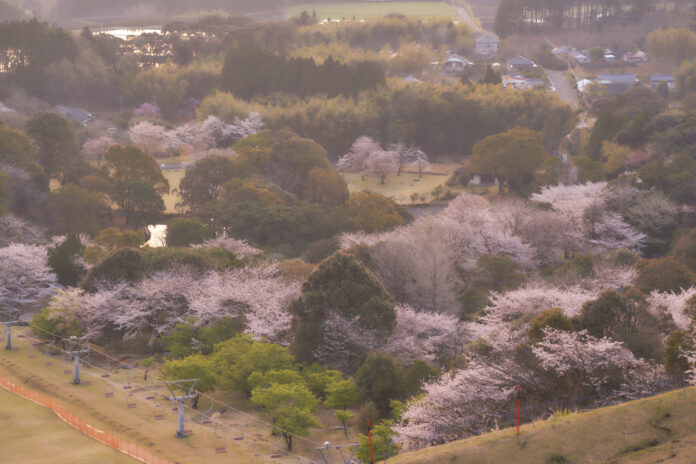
left=598, top=74, right=636, bottom=84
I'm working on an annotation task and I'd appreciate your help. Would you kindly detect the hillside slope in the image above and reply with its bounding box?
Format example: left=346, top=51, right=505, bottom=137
left=392, top=387, right=696, bottom=464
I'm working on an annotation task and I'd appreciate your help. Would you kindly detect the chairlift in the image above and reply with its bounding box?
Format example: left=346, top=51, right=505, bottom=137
left=62, top=352, right=72, bottom=374
left=269, top=438, right=283, bottom=459
left=214, top=424, right=227, bottom=453
left=82, top=378, right=92, bottom=386
left=200, top=398, right=214, bottom=424
left=127, top=393, right=137, bottom=409
left=232, top=424, right=245, bottom=441
left=154, top=404, right=165, bottom=421
left=123, top=374, right=133, bottom=390
left=104, top=383, right=114, bottom=398
left=182, top=418, right=193, bottom=436
left=145, top=386, right=156, bottom=400
left=28, top=351, right=36, bottom=359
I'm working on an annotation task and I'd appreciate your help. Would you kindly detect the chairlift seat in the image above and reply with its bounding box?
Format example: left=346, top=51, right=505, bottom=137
left=82, top=380, right=92, bottom=386
left=45, top=361, right=54, bottom=366
left=28, top=354, right=36, bottom=359
left=63, top=369, right=72, bottom=374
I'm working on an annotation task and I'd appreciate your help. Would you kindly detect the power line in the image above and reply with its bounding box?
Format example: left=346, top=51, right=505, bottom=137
left=22, top=324, right=332, bottom=463
left=27, top=333, right=317, bottom=463
left=28, top=321, right=327, bottom=450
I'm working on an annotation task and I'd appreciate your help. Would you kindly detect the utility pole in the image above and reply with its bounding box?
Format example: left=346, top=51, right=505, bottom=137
left=163, top=379, right=199, bottom=438
left=63, top=336, right=90, bottom=385
left=0, top=309, right=21, bottom=351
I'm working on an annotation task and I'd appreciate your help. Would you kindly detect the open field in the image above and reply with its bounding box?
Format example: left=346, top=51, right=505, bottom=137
left=344, top=171, right=451, bottom=204
left=162, top=169, right=184, bottom=213
left=392, top=386, right=696, bottom=464
left=0, top=386, right=138, bottom=464
left=0, top=329, right=359, bottom=464
left=287, top=2, right=457, bottom=20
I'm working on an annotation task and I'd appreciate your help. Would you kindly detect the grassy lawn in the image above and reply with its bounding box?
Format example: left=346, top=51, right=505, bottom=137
left=0, top=330, right=358, bottom=464
left=391, top=387, right=696, bottom=464
left=0, top=387, right=137, bottom=464
left=344, top=172, right=450, bottom=204
left=162, top=169, right=184, bottom=213
left=287, top=2, right=457, bottom=19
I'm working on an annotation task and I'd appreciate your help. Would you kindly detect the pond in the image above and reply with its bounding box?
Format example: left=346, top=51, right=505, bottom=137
left=95, top=27, right=162, bottom=40
left=146, top=224, right=167, bottom=247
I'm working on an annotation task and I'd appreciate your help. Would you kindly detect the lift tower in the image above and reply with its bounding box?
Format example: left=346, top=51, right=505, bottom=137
left=63, top=336, right=90, bottom=385
left=163, top=379, right=199, bottom=438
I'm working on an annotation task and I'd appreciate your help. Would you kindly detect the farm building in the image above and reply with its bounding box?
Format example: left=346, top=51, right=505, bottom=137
left=597, top=74, right=638, bottom=95
left=650, top=74, right=675, bottom=89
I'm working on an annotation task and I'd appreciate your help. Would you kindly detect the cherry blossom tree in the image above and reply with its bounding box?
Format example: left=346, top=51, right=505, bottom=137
left=0, top=244, right=58, bottom=310
left=61, top=265, right=299, bottom=345
left=532, top=328, right=645, bottom=396
left=395, top=361, right=521, bottom=450
left=647, top=287, right=696, bottom=330
left=383, top=304, right=468, bottom=364
left=0, top=215, right=47, bottom=247
left=191, top=234, right=263, bottom=259
left=337, top=136, right=381, bottom=180
left=129, top=121, right=181, bottom=157
left=81, top=136, right=116, bottom=166
left=371, top=217, right=462, bottom=314
left=226, top=111, right=264, bottom=141
left=531, top=182, right=645, bottom=253
left=366, top=149, right=398, bottom=184
left=389, top=142, right=429, bottom=177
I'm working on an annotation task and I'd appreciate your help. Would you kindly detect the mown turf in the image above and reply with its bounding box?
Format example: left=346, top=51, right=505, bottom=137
left=391, top=387, right=696, bottom=464
left=287, top=2, right=457, bottom=20
left=343, top=172, right=451, bottom=204
left=0, top=386, right=138, bottom=464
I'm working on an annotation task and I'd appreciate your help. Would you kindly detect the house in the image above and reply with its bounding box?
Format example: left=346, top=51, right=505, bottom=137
left=597, top=73, right=638, bottom=95
left=650, top=74, right=675, bottom=90
left=502, top=74, right=543, bottom=90
left=475, top=32, right=499, bottom=57
left=552, top=46, right=574, bottom=56
left=623, top=51, right=648, bottom=63
left=55, top=105, right=95, bottom=125
left=402, top=75, right=422, bottom=84
left=507, top=56, right=537, bottom=72
left=603, top=48, right=616, bottom=62
left=444, top=53, right=473, bottom=76
left=571, top=51, right=591, bottom=65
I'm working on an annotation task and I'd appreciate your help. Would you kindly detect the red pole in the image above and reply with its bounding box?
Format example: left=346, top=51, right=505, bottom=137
left=367, top=419, right=375, bottom=464
left=516, top=385, right=521, bottom=436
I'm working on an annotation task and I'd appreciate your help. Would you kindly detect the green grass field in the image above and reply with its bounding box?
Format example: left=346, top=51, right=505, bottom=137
left=0, top=330, right=359, bottom=464
left=392, top=387, right=696, bottom=463
left=343, top=172, right=450, bottom=204
left=162, top=169, right=184, bottom=213
left=0, top=387, right=138, bottom=464
left=287, top=2, right=457, bottom=19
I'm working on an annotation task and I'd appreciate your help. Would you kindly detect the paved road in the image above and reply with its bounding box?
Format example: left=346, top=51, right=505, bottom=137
left=452, top=2, right=481, bottom=32
left=547, top=69, right=579, bottom=110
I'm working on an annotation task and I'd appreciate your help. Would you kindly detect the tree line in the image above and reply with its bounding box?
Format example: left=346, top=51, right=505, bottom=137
left=221, top=48, right=385, bottom=100
left=494, top=0, right=653, bottom=37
